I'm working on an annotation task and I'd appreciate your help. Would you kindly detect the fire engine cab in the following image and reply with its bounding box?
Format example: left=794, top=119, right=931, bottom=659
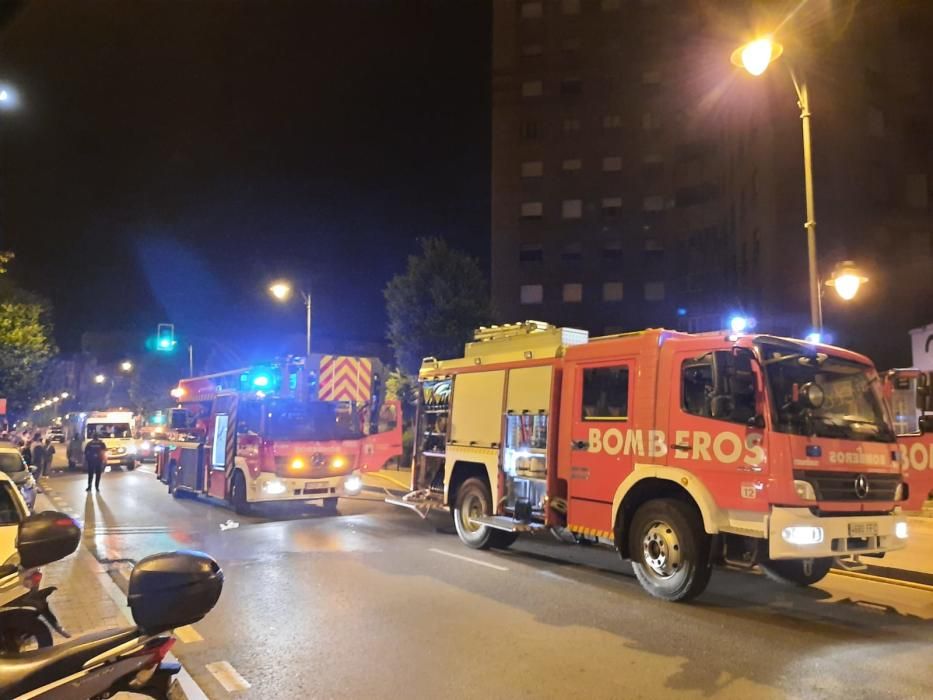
left=390, top=322, right=909, bottom=601
left=159, top=356, right=403, bottom=514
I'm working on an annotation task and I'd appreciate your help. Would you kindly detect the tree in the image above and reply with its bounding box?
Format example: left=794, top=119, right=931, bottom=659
left=0, top=293, right=57, bottom=416
left=385, top=237, right=492, bottom=374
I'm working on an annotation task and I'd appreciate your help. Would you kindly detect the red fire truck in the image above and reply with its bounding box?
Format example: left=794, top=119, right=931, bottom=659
left=158, top=356, right=403, bottom=514
left=885, top=368, right=933, bottom=510
left=389, top=322, right=909, bottom=601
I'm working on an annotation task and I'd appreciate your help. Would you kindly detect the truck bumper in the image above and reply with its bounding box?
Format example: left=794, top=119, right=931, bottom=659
left=250, top=472, right=363, bottom=503
left=768, top=507, right=908, bottom=560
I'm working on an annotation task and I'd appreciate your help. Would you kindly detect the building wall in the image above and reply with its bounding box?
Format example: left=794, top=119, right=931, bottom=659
left=491, top=0, right=933, bottom=367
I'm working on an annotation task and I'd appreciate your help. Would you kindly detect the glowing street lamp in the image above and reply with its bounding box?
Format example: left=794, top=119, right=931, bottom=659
left=61, top=392, right=69, bottom=398
left=825, top=261, right=868, bottom=301
left=732, top=36, right=823, bottom=334
left=120, top=360, right=133, bottom=372
left=0, top=83, right=20, bottom=112
left=94, top=374, right=106, bottom=384
left=269, top=280, right=312, bottom=359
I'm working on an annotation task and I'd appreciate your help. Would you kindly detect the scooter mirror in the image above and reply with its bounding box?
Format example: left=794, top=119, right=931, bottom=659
left=17, top=511, right=81, bottom=569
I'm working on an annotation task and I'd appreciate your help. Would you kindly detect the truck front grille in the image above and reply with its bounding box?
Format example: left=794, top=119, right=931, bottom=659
left=794, top=470, right=900, bottom=502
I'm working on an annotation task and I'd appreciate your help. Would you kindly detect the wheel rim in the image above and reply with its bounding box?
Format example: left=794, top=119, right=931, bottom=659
left=460, top=492, right=485, bottom=533
left=641, top=519, right=683, bottom=579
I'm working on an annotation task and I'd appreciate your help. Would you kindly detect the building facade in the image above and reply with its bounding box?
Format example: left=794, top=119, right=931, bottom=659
left=491, top=0, right=932, bottom=368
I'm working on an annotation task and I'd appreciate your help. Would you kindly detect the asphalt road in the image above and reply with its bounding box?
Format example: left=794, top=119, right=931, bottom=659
left=39, top=459, right=933, bottom=700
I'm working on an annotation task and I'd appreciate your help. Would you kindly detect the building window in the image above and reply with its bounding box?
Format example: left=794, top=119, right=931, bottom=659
left=520, top=284, right=543, bottom=304
left=562, top=38, right=581, bottom=52
left=601, top=0, right=621, bottom=10
left=582, top=366, right=629, bottom=420
left=521, top=202, right=543, bottom=218
left=642, top=70, right=661, bottom=84
left=560, top=78, right=583, bottom=96
left=562, top=199, right=582, bottom=219
left=522, top=80, right=543, bottom=97
left=868, top=106, right=885, bottom=137
left=520, top=121, right=540, bottom=140
left=521, top=161, right=543, bottom=178
left=561, top=242, right=583, bottom=261
left=906, top=173, right=929, bottom=209
left=602, top=114, right=622, bottom=129
left=519, top=244, right=543, bottom=263
left=601, top=197, right=622, bottom=215
left=561, top=0, right=580, bottom=14
left=643, top=195, right=665, bottom=212
left=563, top=283, right=583, bottom=303
left=602, top=156, right=622, bottom=172
left=562, top=118, right=581, bottom=133
left=521, top=44, right=544, bottom=57
left=520, top=2, right=543, bottom=19
left=562, top=158, right=582, bottom=172
left=602, top=240, right=623, bottom=259
left=603, top=282, right=624, bottom=301
left=644, top=281, right=665, bottom=301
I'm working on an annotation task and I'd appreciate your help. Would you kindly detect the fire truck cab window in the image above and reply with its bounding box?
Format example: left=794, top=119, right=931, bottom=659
left=682, top=358, right=714, bottom=417
left=582, top=366, right=629, bottom=420
left=682, top=353, right=757, bottom=424
left=237, top=401, right=263, bottom=434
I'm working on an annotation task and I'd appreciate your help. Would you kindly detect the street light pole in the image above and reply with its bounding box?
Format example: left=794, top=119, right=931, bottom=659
left=303, top=290, right=312, bottom=360
left=793, top=71, right=822, bottom=334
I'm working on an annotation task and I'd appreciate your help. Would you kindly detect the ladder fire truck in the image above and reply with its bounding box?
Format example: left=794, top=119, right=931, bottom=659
left=157, top=355, right=402, bottom=514
left=389, top=322, right=909, bottom=601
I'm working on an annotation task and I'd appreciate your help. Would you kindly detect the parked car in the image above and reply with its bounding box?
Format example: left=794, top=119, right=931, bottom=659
left=0, top=448, right=37, bottom=512
left=46, top=427, right=65, bottom=444
left=0, top=470, right=30, bottom=563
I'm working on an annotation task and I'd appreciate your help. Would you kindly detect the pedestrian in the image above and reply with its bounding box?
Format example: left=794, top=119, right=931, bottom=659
left=84, top=431, right=107, bottom=492
left=41, top=437, right=56, bottom=476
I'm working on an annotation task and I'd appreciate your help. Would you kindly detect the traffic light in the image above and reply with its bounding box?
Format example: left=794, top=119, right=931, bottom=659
left=156, top=323, right=177, bottom=352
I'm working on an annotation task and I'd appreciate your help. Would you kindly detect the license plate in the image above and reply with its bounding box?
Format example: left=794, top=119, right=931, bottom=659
left=848, top=522, right=878, bottom=537
left=305, top=481, right=328, bottom=490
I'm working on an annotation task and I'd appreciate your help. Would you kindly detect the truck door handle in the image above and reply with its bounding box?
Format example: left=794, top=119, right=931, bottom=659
left=672, top=443, right=691, bottom=452
left=571, top=440, right=589, bottom=451
left=737, top=465, right=763, bottom=473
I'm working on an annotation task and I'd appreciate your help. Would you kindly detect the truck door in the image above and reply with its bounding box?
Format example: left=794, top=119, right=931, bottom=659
left=207, top=393, right=238, bottom=499
left=567, top=359, right=636, bottom=536
left=666, top=347, right=769, bottom=512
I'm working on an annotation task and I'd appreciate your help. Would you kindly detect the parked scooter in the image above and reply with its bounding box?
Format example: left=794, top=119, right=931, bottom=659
left=0, top=511, right=80, bottom=653
left=0, top=513, right=224, bottom=700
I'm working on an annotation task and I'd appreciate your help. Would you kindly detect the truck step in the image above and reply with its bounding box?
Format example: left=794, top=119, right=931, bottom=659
left=469, top=515, right=546, bottom=533
left=385, top=489, right=443, bottom=519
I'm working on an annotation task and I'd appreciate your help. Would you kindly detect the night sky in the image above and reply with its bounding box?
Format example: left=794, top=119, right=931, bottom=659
left=0, top=0, right=491, bottom=356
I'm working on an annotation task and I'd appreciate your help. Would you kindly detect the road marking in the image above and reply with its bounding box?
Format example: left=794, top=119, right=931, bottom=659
left=175, top=625, right=204, bottom=643
left=829, top=568, right=933, bottom=593
left=428, top=548, right=509, bottom=571
left=206, top=661, right=251, bottom=692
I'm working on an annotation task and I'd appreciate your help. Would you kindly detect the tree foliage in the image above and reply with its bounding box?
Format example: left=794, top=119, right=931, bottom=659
left=0, top=294, right=56, bottom=415
left=384, top=238, right=491, bottom=374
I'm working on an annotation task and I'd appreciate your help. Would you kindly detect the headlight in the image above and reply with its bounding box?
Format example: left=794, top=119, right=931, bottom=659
left=793, top=480, right=817, bottom=501
left=141, top=441, right=151, bottom=450
left=781, top=526, right=824, bottom=545
left=262, top=479, right=287, bottom=495
left=114, top=447, right=126, bottom=455
left=895, top=521, right=908, bottom=539
left=126, top=445, right=137, bottom=455
left=344, top=474, right=362, bottom=494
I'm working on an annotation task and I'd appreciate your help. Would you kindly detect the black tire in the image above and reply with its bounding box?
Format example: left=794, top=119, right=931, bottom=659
left=759, top=557, right=833, bottom=586
left=230, top=471, right=252, bottom=516
left=628, top=498, right=713, bottom=602
left=1, top=618, right=53, bottom=653
left=453, top=477, right=509, bottom=550
left=126, top=460, right=136, bottom=471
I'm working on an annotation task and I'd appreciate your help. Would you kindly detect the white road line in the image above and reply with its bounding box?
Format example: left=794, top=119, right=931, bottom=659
left=428, top=548, right=509, bottom=571
left=174, top=625, right=204, bottom=643
left=206, top=661, right=251, bottom=692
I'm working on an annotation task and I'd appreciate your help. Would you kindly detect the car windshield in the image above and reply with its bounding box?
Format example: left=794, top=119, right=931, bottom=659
left=758, top=341, right=895, bottom=443
left=87, top=423, right=132, bottom=439
left=0, top=453, right=25, bottom=473
left=264, top=400, right=362, bottom=442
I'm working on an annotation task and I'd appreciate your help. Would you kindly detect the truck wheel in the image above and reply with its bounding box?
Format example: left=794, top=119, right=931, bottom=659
left=126, top=460, right=136, bottom=471
left=760, top=557, right=833, bottom=586
left=230, top=471, right=252, bottom=516
left=453, top=477, right=500, bottom=549
left=628, top=499, right=712, bottom=602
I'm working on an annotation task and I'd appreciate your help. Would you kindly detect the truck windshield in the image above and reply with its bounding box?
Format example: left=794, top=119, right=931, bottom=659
left=87, top=423, right=132, bottom=439
left=264, top=400, right=362, bottom=442
left=758, top=341, right=895, bottom=443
